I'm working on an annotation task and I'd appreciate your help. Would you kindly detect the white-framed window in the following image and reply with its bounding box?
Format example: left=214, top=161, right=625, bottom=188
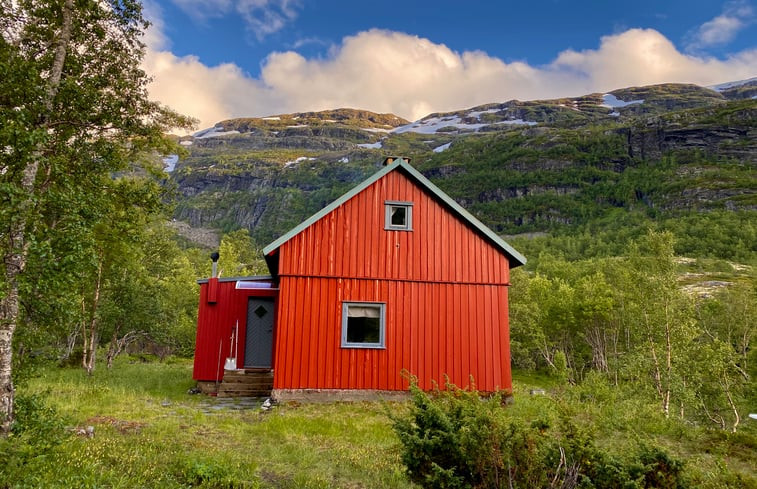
left=341, top=302, right=386, bottom=349
left=385, top=201, right=413, bottom=231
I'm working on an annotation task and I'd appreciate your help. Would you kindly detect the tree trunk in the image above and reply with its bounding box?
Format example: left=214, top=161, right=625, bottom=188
left=0, top=129, right=43, bottom=436
left=539, top=340, right=557, bottom=370
left=82, top=260, right=103, bottom=376
left=107, top=330, right=145, bottom=369
left=63, top=331, right=78, bottom=361
left=698, top=394, right=726, bottom=430
left=0, top=280, right=21, bottom=434
left=0, top=0, right=74, bottom=436
left=722, top=376, right=740, bottom=433
left=584, top=325, right=608, bottom=372
left=644, top=314, right=664, bottom=400
left=106, top=323, right=123, bottom=369
left=663, top=303, right=672, bottom=418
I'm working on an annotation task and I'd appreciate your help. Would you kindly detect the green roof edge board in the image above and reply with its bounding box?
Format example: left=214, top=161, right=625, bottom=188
left=262, top=160, right=400, bottom=256
left=399, top=161, right=527, bottom=266
left=262, top=159, right=527, bottom=267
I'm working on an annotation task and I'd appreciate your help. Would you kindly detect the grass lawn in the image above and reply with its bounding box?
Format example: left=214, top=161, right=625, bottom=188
left=9, top=357, right=409, bottom=488
left=3, top=358, right=755, bottom=488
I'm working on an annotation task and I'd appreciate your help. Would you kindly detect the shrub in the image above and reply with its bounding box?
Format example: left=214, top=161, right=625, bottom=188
left=0, top=393, right=70, bottom=486
left=390, top=385, right=688, bottom=489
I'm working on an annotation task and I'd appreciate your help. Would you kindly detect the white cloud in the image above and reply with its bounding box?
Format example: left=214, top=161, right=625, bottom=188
left=142, top=20, right=757, bottom=133
left=547, top=28, right=756, bottom=92
left=237, top=0, right=301, bottom=40
left=169, top=0, right=301, bottom=40
left=290, top=36, right=330, bottom=50
left=170, top=0, right=232, bottom=22
left=686, top=0, right=755, bottom=51
left=142, top=1, right=170, bottom=50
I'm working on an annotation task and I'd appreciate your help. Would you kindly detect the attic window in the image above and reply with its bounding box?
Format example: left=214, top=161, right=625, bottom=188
left=385, top=201, right=413, bottom=231
left=341, top=302, right=385, bottom=349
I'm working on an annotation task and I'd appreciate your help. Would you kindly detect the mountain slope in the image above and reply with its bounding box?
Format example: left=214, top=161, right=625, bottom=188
left=167, top=82, right=756, bottom=251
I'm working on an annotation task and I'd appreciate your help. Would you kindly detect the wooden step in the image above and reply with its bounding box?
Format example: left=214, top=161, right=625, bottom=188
left=216, top=369, right=274, bottom=398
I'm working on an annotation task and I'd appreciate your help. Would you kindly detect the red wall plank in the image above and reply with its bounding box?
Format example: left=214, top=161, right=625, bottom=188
left=272, top=277, right=512, bottom=392
left=278, top=170, right=512, bottom=285
left=193, top=280, right=278, bottom=381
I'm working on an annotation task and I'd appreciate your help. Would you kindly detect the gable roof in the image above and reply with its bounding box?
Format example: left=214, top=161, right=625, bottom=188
left=263, top=158, right=526, bottom=267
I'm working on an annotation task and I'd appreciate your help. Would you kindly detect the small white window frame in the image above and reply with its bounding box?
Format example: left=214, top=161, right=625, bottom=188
left=341, top=302, right=386, bottom=349
left=384, top=201, right=413, bottom=231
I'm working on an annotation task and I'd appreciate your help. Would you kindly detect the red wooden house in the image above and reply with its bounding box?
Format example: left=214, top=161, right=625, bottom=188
left=193, top=157, right=526, bottom=400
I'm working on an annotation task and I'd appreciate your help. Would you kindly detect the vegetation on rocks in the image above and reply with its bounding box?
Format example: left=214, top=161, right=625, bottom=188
left=169, top=93, right=755, bottom=249
left=217, top=108, right=409, bottom=133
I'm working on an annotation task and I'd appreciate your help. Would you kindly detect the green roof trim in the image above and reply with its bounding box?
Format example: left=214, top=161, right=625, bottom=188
left=263, top=159, right=526, bottom=267
left=263, top=160, right=399, bottom=256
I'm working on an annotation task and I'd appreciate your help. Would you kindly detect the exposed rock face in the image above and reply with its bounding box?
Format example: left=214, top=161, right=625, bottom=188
left=714, top=78, right=757, bottom=100
left=167, top=221, right=220, bottom=248
left=622, top=121, right=756, bottom=163
left=168, top=85, right=756, bottom=243
left=478, top=185, right=580, bottom=202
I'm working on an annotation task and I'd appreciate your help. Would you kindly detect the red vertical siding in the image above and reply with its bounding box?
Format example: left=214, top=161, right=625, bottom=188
left=193, top=280, right=278, bottom=381
left=278, top=171, right=510, bottom=285
left=272, top=277, right=511, bottom=392
left=269, top=167, right=515, bottom=393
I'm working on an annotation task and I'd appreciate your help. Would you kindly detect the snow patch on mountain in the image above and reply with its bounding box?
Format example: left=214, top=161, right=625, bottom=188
left=179, top=140, right=193, bottom=146
left=468, top=108, right=500, bottom=119
left=193, top=126, right=240, bottom=138
left=494, top=119, right=537, bottom=126
left=601, top=94, right=644, bottom=108
left=358, top=141, right=383, bottom=149
left=284, top=156, right=315, bottom=168
left=433, top=142, right=452, bottom=153
left=392, top=116, right=488, bottom=134
left=394, top=112, right=538, bottom=134
left=707, top=77, right=757, bottom=92
left=162, top=154, right=178, bottom=172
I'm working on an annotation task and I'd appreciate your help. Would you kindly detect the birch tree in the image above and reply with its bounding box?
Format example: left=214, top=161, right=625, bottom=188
left=624, top=231, right=697, bottom=418
left=0, top=0, right=190, bottom=434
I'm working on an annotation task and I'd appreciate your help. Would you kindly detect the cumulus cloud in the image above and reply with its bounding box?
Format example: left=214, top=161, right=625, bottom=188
left=142, top=20, right=757, bottom=132
left=685, top=0, right=755, bottom=51
left=548, top=28, right=756, bottom=92
left=169, top=0, right=301, bottom=39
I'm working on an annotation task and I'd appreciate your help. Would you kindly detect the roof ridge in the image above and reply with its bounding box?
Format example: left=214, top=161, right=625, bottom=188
left=262, top=159, right=526, bottom=267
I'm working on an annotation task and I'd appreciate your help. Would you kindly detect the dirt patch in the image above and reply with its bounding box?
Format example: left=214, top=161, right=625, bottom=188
left=86, top=416, right=146, bottom=434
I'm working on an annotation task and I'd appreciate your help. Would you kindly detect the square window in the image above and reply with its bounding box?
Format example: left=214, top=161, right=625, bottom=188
left=385, top=201, right=413, bottom=231
left=341, top=302, right=385, bottom=349
left=390, top=206, right=406, bottom=226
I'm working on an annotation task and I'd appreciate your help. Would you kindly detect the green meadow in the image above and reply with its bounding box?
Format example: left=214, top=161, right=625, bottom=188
left=3, top=356, right=755, bottom=488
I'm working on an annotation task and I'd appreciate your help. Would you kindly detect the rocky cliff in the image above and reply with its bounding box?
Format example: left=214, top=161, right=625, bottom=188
left=167, top=82, right=756, bottom=245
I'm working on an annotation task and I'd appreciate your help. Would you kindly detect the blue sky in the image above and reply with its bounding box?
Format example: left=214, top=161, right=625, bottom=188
left=142, top=0, right=757, bottom=130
